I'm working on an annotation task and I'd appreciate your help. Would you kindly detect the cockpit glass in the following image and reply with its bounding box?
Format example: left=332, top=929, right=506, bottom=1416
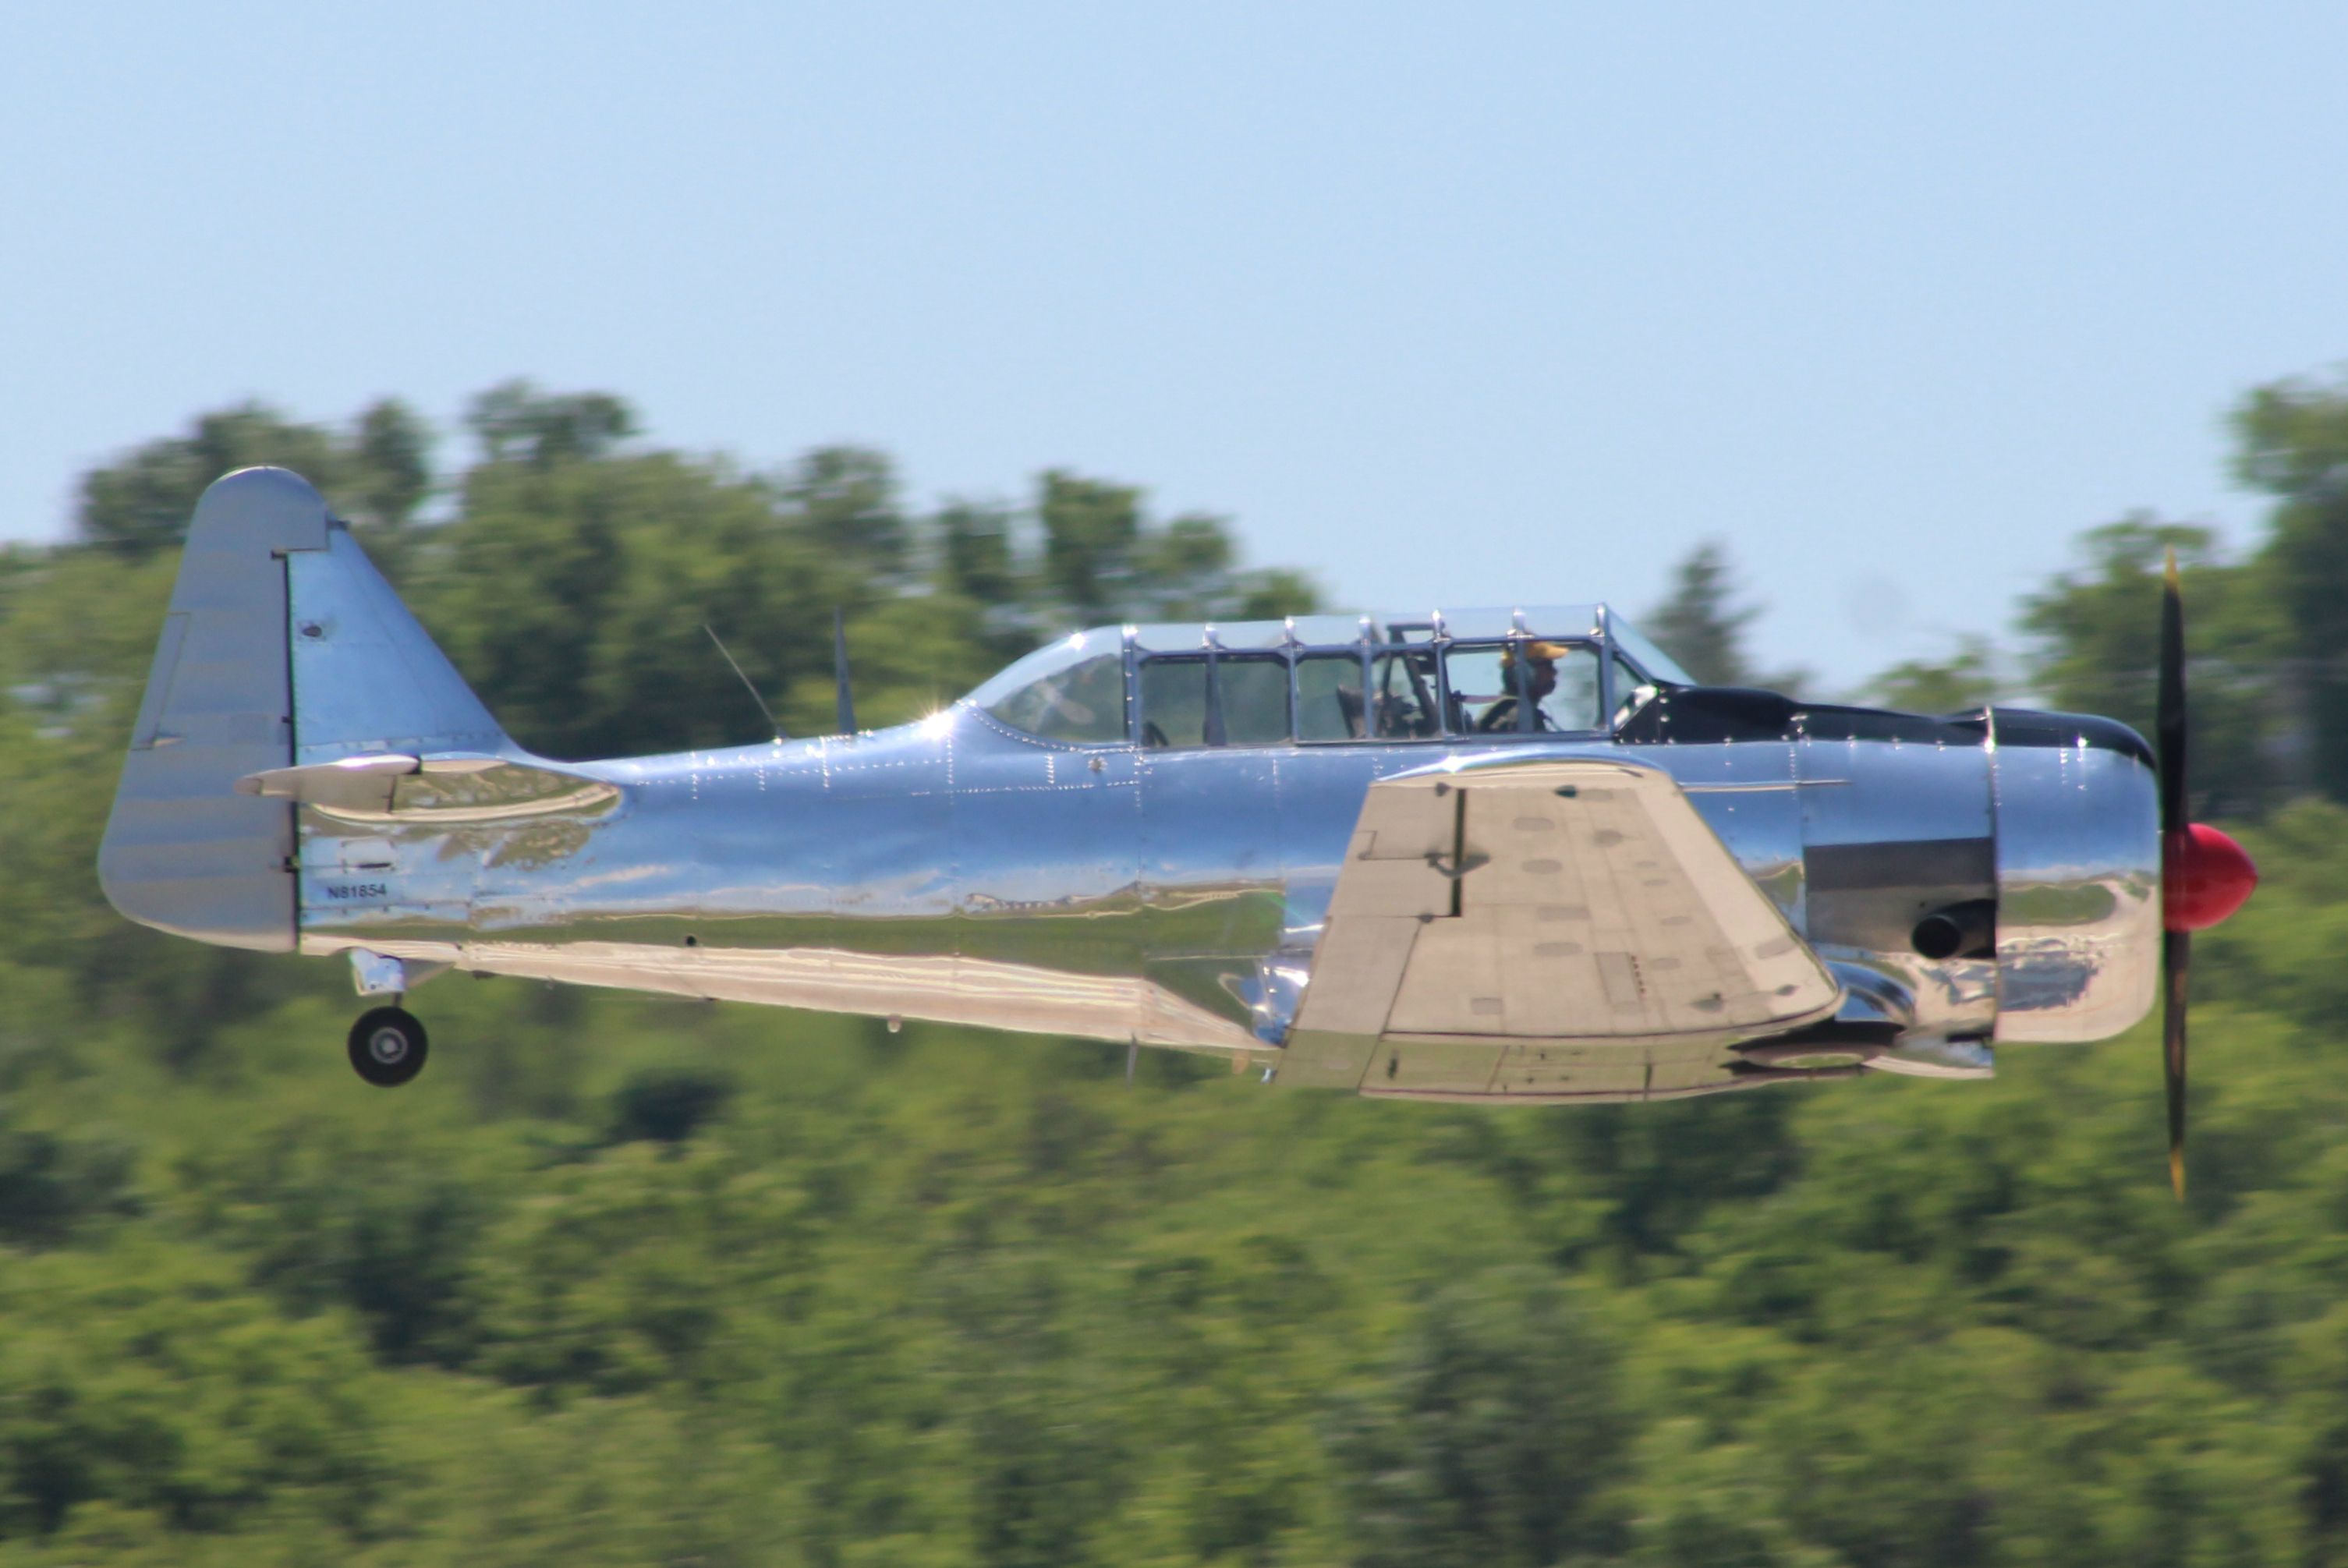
left=971, top=611, right=1676, bottom=747
left=1218, top=657, right=1290, bottom=745
left=1610, top=655, right=1657, bottom=727
left=1607, top=615, right=1697, bottom=687
left=1295, top=652, right=1367, bottom=742
left=1537, top=645, right=1603, bottom=731
left=1139, top=658, right=1209, bottom=748
left=972, top=638, right=1128, bottom=743
left=1443, top=640, right=1603, bottom=734
left=1139, top=655, right=1291, bottom=748
left=1370, top=648, right=1440, bottom=738
left=1443, top=644, right=1517, bottom=733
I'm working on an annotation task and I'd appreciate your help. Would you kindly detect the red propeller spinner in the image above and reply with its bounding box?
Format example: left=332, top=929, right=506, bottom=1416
left=2164, top=822, right=2258, bottom=934
left=2155, top=550, right=2259, bottom=1200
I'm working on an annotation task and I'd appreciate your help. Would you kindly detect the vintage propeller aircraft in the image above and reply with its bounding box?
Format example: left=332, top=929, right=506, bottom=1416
left=102, top=469, right=2257, bottom=1192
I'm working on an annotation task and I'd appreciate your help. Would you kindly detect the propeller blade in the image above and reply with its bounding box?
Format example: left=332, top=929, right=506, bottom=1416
left=2165, top=929, right=2189, bottom=1200
left=2157, top=547, right=2189, bottom=1200
left=2157, top=549, right=2186, bottom=837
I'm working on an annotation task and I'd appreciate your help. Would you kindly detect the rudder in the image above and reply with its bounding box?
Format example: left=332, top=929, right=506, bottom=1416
left=99, top=467, right=510, bottom=951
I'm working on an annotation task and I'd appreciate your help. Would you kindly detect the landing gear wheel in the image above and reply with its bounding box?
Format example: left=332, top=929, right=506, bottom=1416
left=348, top=1007, right=429, bottom=1088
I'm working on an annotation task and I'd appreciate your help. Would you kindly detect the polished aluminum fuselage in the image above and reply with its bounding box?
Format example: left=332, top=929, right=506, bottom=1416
left=99, top=472, right=2161, bottom=1094
left=299, top=699, right=2161, bottom=1062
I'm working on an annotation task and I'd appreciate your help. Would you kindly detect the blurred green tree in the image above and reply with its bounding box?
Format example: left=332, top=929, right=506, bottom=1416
left=1645, top=540, right=1757, bottom=687
left=1644, top=540, right=1810, bottom=695
left=1330, top=1272, right=1631, bottom=1566
left=74, top=399, right=430, bottom=557
left=467, top=379, right=636, bottom=468
left=1868, top=633, right=2006, bottom=713
left=1039, top=469, right=1142, bottom=617
left=2020, top=513, right=2278, bottom=817
left=2234, top=370, right=2348, bottom=801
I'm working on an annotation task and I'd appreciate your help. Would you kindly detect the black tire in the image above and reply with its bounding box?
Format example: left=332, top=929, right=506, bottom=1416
left=347, top=1007, right=429, bottom=1088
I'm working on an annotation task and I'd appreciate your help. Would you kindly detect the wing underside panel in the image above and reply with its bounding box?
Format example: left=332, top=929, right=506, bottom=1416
left=1289, top=758, right=1843, bottom=1099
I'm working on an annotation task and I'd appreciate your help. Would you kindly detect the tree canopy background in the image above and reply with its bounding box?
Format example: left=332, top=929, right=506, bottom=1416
left=5, top=372, right=2348, bottom=1565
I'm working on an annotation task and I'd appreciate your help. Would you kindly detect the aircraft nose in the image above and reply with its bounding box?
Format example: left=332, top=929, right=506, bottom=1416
left=2163, top=822, right=2258, bottom=933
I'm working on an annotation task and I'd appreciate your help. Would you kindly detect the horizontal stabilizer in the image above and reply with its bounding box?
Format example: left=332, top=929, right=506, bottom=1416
left=237, top=752, right=620, bottom=823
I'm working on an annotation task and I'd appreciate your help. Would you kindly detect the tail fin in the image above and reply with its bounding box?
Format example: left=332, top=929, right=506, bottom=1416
left=100, top=467, right=508, bottom=950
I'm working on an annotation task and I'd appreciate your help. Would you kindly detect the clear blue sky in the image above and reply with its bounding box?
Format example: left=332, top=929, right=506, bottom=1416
left=5, top=4, right=2344, bottom=692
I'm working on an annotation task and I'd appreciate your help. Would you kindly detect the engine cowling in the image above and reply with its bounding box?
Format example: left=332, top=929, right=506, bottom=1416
left=1987, top=710, right=2163, bottom=1045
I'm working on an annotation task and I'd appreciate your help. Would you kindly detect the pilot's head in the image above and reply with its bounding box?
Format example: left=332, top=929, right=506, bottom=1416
left=1506, top=640, right=1567, bottom=701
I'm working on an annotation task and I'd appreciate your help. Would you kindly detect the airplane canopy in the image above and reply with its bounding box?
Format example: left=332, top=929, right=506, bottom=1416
left=967, top=607, right=1692, bottom=703
left=962, top=607, right=1698, bottom=746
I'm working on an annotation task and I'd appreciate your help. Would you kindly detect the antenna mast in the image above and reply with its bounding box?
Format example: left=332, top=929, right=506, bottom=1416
left=833, top=608, right=857, bottom=735
left=703, top=625, right=785, bottom=741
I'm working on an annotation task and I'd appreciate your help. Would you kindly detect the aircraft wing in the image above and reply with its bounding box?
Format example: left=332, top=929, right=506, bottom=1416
left=1287, top=756, right=1843, bottom=1099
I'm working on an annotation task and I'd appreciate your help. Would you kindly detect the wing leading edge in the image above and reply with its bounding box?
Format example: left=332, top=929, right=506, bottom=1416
left=1283, top=756, right=1843, bottom=1100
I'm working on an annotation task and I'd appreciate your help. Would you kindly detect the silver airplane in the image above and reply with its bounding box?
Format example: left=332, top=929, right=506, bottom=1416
left=100, top=469, right=2258, bottom=1190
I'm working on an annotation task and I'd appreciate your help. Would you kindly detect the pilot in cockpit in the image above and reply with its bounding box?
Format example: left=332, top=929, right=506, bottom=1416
left=1474, top=641, right=1566, bottom=732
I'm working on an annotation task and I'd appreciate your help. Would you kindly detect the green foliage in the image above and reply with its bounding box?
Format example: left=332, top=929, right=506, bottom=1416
left=1868, top=634, right=2006, bottom=714
left=466, top=379, right=636, bottom=469
left=608, top=1066, right=737, bottom=1145
left=2020, top=514, right=2280, bottom=817
left=364, top=391, right=1319, bottom=759
left=352, top=398, right=433, bottom=529
left=422, top=444, right=880, bottom=757
left=1643, top=540, right=1811, bottom=696
left=12, top=377, right=2348, bottom=1562
left=1032, top=469, right=1312, bottom=628
left=2015, top=370, right=2348, bottom=812
left=1328, top=1271, right=1631, bottom=1565
left=75, top=399, right=434, bottom=557
left=2195, top=798, right=2348, bottom=1028
left=2233, top=370, right=2348, bottom=799
left=0, top=1116, right=137, bottom=1248
left=1039, top=469, right=1142, bottom=616
left=1645, top=540, right=1757, bottom=687
left=783, top=444, right=913, bottom=584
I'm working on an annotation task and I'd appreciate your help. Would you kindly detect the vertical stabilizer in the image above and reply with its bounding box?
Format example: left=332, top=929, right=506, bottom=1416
left=100, top=466, right=514, bottom=952
left=286, top=525, right=506, bottom=764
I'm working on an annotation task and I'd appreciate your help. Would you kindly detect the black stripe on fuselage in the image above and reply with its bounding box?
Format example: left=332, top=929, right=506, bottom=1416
left=1615, top=686, right=2151, bottom=769
left=1807, top=837, right=1996, bottom=892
